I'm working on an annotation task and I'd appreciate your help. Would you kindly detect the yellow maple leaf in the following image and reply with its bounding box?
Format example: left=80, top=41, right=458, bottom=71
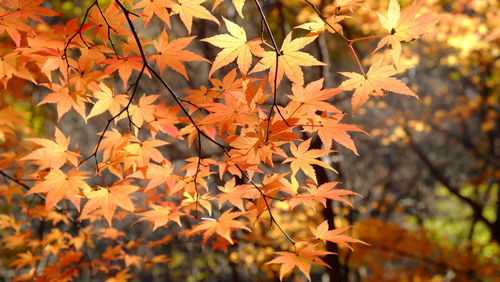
left=339, top=58, right=417, bottom=112
left=171, top=0, right=219, bottom=34
left=283, top=138, right=335, bottom=192
left=202, top=18, right=264, bottom=76
left=87, top=83, right=128, bottom=119
left=250, top=33, right=325, bottom=86
left=375, top=0, right=439, bottom=63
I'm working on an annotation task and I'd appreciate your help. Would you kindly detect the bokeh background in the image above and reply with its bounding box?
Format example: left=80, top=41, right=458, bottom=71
left=0, top=0, right=498, bottom=281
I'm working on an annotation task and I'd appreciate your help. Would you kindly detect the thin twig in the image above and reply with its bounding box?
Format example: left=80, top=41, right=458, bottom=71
left=96, top=1, right=119, bottom=58
left=252, top=0, right=290, bottom=143
left=63, top=0, right=97, bottom=76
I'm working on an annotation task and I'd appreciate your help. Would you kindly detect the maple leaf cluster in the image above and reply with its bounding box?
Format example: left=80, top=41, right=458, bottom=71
left=0, top=0, right=438, bottom=280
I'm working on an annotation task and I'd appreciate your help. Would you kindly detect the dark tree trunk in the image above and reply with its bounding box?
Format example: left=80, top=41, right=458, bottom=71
left=311, top=137, right=345, bottom=282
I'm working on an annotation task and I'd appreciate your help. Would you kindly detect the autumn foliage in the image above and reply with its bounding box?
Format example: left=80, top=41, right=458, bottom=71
left=0, top=0, right=448, bottom=280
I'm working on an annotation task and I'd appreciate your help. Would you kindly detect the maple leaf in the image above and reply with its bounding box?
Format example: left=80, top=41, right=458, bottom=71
left=21, top=127, right=80, bottom=169
left=81, top=184, right=139, bottom=226
left=250, top=33, right=325, bottom=86
left=137, top=204, right=182, bottom=230
left=88, top=2, right=129, bottom=40
left=119, top=94, right=159, bottom=127
left=200, top=93, right=258, bottom=132
left=3, top=0, right=59, bottom=23
left=266, top=245, right=333, bottom=281
left=26, top=168, right=90, bottom=211
left=183, top=85, right=220, bottom=105
left=310, top=220, right=366, bottom=250
left=0, top=184, right=22, bottom=203
left=303, top=113, right=365, bottom=154
left=212, top=0, right=245, bottom=19
left=189, top=210, right=250, bottom=245
left=295, top=15, right=347, bottom=35
left=10, top=251, right=41, bottom=270
left=283, top=139, right=335, bottom=192
left=171, top=0, right=219, bottom=34
left=122, top=138, right=168, bottom=170
left=86, top=83, right=128, bottom=119
left=38, top=83, right=89, bottom=120
left=180, top=191, right=213, bottom=214
left=216, top=178, right=259, bottom=211
left=133, top=0, right=174, bottom=27
left=0, top=53, right=23, bottom=87
left=151, top=29, right=209, bottom=79
left=339, top=58, right=417, bottom=112
left=202, top=18, right=264, bottom=76
left=377, top=0, right=439, bottom=42
left=287, top=78, right=342, bottom=117
left=0, top=7, right=31, bottom=46
left=290, top=181, right=361, bottom=210
left=232, top=0, right=245, bottom=18
left=150, top=100, right=182, bottom=138
left=128, top=161, right=175, bottom=191
left=209, top=68, right=244, bottom=96
left=375, top=0, right=439, bottom=63
left=0, top=106, right=28, bottom=143
left=101, top=55, right=149, bottom=88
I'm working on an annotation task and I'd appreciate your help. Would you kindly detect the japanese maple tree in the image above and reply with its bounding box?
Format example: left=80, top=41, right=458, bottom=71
left=0, top=0, right=439, bottom=280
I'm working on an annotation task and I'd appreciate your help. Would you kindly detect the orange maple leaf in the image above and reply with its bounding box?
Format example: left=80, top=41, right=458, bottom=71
left=189, top=210, right=250, bottom=245
left=101, top=55, right=149, bottom=88
left=287, top=78, right=342, bottom=117
left=216, top=178, right=259, bottom=211
left=374, top=0, right=439, bottom=64
left=128, top=161, right=175, bottom=191
left=119, top=94, right=159, bottom=127
left=133, top=0, right=174, bottom=27
left=137, top=204, right=182, bottom=230
left=26, top=168, right=90, bottom=211
left=0, top=7, right=31, bottom=46
left=38, top=83, right=89, bottom=120
left=250, top=33, right=325, bottom=86
left=266, top=244, right=333, bottom=281
left=310, top=220, right=366, bottom=250
left=202, top=18, right=264, bottom=76
left=339, top=58, right=417, bottom=112
left=295, top=15, right=347, bottom=35
left=10, top=251, right=41, bottom=270
left=283, top=138, right=335, bottom=192
left=21, top=127, right=80, bottom=169
left=377, top=0, right=439, bottom=42
left=200, top=93, right=258, bottom=132
left=290, top=181, right=361, bottom=210
left=81, top=184, right=139, bottom=226
left=88, top=2, right=129, bottom=40
left=121, top=138, right=168, bottom=170
left=302, top=113, right=365, bottom=154
left=171, top=0, right=219, bottom=34
left=3, top=0, right=59, bottom=22
left=86, top=83, right=129, bottom=119
left=151, top=29, right=209, bottom=79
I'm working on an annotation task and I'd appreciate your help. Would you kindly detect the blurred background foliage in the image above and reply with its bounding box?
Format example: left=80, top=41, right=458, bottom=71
left=0, top=0, right=498, bottom=281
